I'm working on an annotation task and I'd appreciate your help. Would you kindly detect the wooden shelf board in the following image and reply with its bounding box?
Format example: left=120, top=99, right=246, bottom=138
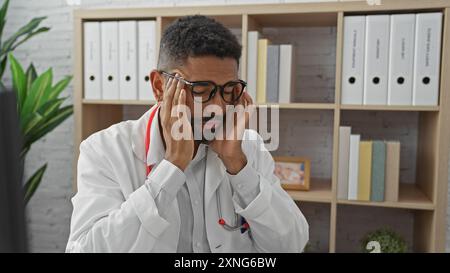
left=337, top=183, right=434, bottom=210
left=83, top=99, right=156, bottom=105
left=82, top=99, right=335, bottom=110
left=287, top=178, right=332, bottom=203
left=249, top=12, right=337, bottom=27
left=340, top=104, right=440, bottom=112
left=74, top=1, right=450, bottom=20
left=257, top=102, right=335, bottom=110
left=162, top=15, right=242, bottom=29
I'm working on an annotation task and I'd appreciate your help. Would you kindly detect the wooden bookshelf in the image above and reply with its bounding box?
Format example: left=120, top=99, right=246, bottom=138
left=73, top=0, right=450, bottom=252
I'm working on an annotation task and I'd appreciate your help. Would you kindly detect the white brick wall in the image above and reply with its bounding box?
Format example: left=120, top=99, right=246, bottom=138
left=3, top=0, right=450, bottom=252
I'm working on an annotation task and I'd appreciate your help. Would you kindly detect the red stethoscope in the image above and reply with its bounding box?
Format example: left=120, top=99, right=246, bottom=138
left=144, top=105, right=249, bottom=232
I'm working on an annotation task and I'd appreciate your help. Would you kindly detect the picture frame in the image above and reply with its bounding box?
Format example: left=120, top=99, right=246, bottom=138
left=273, top=156, right=311, bottom=191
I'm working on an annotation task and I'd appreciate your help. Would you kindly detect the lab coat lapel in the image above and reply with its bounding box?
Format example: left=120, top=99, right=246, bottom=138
left=204, top=147, right=226, bottom=207
left=130, top=105, right=181, bottom=251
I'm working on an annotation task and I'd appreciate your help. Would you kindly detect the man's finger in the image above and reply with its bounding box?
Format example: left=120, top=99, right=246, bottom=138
left=162, top=75, right=177, bottom=120
left=244, top=91, right=253, bottom=105
left=165, top=74, right=178, bottom=104
left=173, top=77, right=185, bottom=106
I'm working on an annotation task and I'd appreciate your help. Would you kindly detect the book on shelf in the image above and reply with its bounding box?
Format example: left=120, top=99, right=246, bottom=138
left=385, top=141, right=400, bottom=202
left=266, top=45, right=280, bottom=103
left=358, top=141, right=373, bottom=201
left=338, top=126, right=351, bottom=200
left=371, top=140, right=386, bottom=202
left=247, top=31, right=260, bottom=101
left=257, top=38, right=270, bottom=103
left=279, top=44, right=295, bottom=104
left=348, top=134, right=360, bottom=200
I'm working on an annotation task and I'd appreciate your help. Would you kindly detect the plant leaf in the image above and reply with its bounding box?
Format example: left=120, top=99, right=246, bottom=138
left=24, top=164, right=47, bottom=204
left=0, top=0, right=10, bottom=43
left=0, top=56, right=7, bottom=79
left=22, top=98, right=65, bottom=135
left=20, top=68, right=52, bottom=118
left=25, top=63, right=37, bottom=92
left=24, top=105, right=73, bottom=148
left=10, top=27, right=50, bottom=52
left=8, top=54, right=27, bottom=111
left=0, top=80, right=5, bottom=92
left=1, top=16, right=47, bottom=56
left=48, top=75, right=72, bottom=101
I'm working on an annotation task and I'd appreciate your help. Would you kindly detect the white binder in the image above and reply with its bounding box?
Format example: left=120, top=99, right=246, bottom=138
left=279, top=44, right=294, bottom=103
left=413, top=13, right=442, bottom=106
left=364, top=15, right=390, bottom=105
left=388, top=14, right=416, bottom=105
left=83, top=22, right=102, bottom=99
left=138, top=20, right=156, bottom=101
left=247, top=31, right=259, bottom=100
left=101, top=21, right=119, bottom=100
left=119, top=21, right=138, bottom=100
left=341, top=16, right=366, bottom=105
left=348, top=134, right=360, bottom=201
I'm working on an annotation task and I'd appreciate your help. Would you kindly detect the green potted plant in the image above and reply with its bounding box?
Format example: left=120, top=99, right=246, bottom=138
left=9, top=53, right=73, bottom=204
left=0, top=0, right=72, bottom=204
left=361, top=228, right=408, bottom=253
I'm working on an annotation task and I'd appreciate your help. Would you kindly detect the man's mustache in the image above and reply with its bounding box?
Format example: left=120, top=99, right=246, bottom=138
left=191, top=113, right=225, bottom=125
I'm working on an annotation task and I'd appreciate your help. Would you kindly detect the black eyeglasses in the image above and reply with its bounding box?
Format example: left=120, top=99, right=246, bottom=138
left=160, top=71, right=247, bottom=104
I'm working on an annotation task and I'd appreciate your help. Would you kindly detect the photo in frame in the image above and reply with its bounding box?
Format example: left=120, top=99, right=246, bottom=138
left=273, top=156, right=311, bottom=191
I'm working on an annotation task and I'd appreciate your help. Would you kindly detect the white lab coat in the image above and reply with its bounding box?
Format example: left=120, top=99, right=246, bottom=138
left=66, top=107, right=309, bottom=253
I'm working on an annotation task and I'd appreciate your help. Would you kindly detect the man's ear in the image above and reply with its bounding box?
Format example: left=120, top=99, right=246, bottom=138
left=150, top=69, right=165, bottom=102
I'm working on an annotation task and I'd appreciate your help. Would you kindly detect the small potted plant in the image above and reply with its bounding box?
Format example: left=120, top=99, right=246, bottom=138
left=361, top=228, right=408, bottom=253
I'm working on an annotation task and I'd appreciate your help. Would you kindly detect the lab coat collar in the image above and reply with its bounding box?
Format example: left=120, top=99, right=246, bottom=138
left=131, top=104, right=165, bottom=168
left=146, top=107, right=165, bottom=167
left=205, top=147, right=226, bottom=205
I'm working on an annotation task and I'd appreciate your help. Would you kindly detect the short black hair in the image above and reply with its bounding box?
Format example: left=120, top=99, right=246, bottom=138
left=157, top=15, right=242, bottom=71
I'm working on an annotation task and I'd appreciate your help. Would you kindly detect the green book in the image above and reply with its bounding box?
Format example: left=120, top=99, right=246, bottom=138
left=371, top=141, right=386, bottom=202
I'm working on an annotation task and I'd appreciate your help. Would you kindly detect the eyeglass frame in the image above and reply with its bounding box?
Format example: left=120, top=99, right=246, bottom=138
left=159, top=70, right=247, bottom=104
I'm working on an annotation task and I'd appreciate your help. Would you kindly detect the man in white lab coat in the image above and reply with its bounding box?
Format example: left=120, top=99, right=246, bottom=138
left=67, top=15, right=308, bottom=253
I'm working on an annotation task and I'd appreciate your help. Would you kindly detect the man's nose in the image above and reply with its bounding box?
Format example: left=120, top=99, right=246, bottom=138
left=209, top=89, right=225, bottom=106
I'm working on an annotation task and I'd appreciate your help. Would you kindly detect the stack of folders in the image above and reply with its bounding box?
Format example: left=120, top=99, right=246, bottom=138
left=247, top=31, right=295, bottom=104
left=84, top=20, right=157, bottom=101
left=341, top=13, right=443, bottom=106
left=337, top=126, right=401, bottom=202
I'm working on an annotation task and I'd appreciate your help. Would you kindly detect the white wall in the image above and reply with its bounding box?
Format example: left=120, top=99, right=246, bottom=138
left=3, top=0, right=450, bottom=252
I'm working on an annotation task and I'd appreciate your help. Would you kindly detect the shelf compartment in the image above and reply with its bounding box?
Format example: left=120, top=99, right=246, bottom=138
left=337, top=183, right=434, bottom=210
left=336, top=205, right=435, bottom=252
left=271, top=109, right=335, bottom=181
left=297, top=202, right=331, bottom=253
left=340, top=110, right=439, bottom=205
left=247, top=14, right=337, bottom=104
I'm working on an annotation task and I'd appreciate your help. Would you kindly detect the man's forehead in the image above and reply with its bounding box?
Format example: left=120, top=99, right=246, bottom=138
left=174, top=56, right=238, bottom=83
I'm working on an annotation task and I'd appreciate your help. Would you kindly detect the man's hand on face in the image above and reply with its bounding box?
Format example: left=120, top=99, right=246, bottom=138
left=160, top=73, right=194, bottom=171
left=209, top=92, right=254, bottom=175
